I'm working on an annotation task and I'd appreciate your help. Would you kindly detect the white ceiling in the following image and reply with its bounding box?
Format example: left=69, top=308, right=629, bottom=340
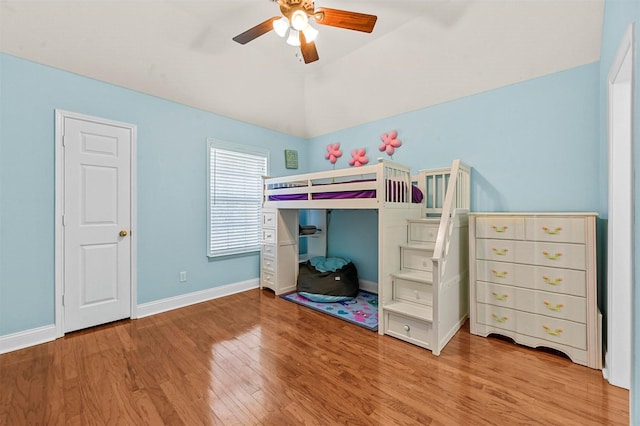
left=0, top=0, right=604, bottom=138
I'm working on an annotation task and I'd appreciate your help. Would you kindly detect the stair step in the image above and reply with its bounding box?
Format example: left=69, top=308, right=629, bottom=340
left=400, top=242, right=435, bottom=252
left=408, top=218, right=440, bottom=224
left=390, top=269, right=433, bottom=284
left=384, top=301, right=433, bottom=322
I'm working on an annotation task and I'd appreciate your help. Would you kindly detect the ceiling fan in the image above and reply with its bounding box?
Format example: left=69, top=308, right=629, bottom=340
left=232, top=0, right=377, bottom=64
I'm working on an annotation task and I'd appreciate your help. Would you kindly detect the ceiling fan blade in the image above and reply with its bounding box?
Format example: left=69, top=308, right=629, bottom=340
left=314, top=8, right=377, bottom=33
left=232, top=16, right=280, bottom=44
left=299, top=32, right=319, bottom=64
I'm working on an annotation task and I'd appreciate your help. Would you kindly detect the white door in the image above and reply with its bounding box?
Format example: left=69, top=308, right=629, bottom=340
left=62, top=114, right=134, bottom=333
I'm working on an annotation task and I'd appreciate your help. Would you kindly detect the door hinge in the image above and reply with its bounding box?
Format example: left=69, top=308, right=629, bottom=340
left=62, top=215, right=65, bottom=226
left=62, top=294, right=65, bottom=306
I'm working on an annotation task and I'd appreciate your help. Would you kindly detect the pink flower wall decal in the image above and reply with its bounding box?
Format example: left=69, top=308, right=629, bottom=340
left=349, top=148, right=369, bottom=167
left=379, top=130, right=402, bottom=157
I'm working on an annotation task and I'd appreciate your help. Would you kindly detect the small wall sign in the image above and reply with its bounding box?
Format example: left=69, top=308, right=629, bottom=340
left=285, top=149, right=298, bottom=169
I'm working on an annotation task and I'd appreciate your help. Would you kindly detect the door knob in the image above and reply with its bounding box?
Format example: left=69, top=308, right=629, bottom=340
left=119, top=230, right=128, bottom=237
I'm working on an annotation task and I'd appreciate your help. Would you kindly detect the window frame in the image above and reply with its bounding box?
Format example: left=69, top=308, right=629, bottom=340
left=207, top=138, right=269, bottom=258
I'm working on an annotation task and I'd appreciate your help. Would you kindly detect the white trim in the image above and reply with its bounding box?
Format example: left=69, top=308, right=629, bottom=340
left=605, top=23, right=634, bottom=390
left=54, top=110, right=138, bottom=335
left=0, top=325, right=57, bottom=355
left=359, top=279, right=378, bottom=294
left=136, top=279, right=259, bottom=318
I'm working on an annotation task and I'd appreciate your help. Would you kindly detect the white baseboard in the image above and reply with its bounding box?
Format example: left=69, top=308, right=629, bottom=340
left=136, top=278, right=259, bottom=318
left=360, top=279, right=378, bottom=294
left=0, top=324, right=57, bottom=355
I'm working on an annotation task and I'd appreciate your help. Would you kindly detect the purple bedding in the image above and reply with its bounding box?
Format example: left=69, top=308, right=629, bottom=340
left=269, top=181, right=424, bottom=203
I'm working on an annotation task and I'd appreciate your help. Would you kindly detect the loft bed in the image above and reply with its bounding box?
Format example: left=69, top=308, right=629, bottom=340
left=263, top=159, right=422, bottom=210
left=260, top=159, right=470, bottom=356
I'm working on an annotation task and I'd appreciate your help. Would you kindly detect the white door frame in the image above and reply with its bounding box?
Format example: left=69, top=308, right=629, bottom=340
left=606, top=24, right=634, bottom=390
left=54, top=110, right=138, bottom=337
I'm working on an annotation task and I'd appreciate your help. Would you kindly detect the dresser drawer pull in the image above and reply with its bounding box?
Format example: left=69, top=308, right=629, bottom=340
left=543, top=325, right=564, bottom=336
left=544, top=300, right=564, bottom=311
left=492, top=225, right=509, bottom=233
left=542, top=226, right=563, bottom=235
left=492, top=248, right=509, bottom=256
left=542, top=250, right=563, bottom=260
left=491, top=313, right=509, bottom=323
left=543, top=276, right=563, bottom=285
left=403, top=324, right=411, bottom=332
left=491, top=269, right=508, bottom=278
left=491, top=291, right=509, bottom=301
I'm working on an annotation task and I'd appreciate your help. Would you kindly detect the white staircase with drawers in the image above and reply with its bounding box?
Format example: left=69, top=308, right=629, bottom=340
left=381, top=160, right=471, bottom=355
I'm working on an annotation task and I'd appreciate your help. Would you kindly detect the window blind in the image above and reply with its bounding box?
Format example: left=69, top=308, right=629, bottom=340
left=208, top=140, right=268, bottom=257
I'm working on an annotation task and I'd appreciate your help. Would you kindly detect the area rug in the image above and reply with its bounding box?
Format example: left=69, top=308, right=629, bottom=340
left=281, top=291, right=378, bottom=331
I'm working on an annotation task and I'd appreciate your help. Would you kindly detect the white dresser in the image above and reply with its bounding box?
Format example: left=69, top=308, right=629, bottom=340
left=260, top=208, right=298, bottom=295
left=469, top=213, right=601, bottom=369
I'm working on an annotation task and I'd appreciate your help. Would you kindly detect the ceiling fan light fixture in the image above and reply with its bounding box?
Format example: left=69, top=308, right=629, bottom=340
left=290, top=10, right=308, bottom=31
left=273, top=17, right=289, bottom=37
left=286, top=29, right=301, bottom=46
left=302, top=24, right=318, bottom=43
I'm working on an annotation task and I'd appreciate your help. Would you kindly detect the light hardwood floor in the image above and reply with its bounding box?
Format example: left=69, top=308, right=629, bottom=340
left=0, top=288, right=628, bottom=425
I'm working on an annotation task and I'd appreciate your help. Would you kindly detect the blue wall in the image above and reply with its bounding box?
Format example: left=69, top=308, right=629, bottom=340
left=310, top=63, right=600, bottom=282
left=0, top=53, right=308, bottom=335
left=599, top=0, right=640, bottom=419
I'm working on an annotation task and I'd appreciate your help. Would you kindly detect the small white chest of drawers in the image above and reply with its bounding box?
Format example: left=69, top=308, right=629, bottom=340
left=469, top=213, right=601, bottom=369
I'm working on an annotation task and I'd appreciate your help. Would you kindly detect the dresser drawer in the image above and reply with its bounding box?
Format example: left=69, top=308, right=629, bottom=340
left=408, top=221, right=439, bottom=244
left=401, top=248, right=432, bottom=272
left=262, top=243, right=276, bottom=257
left=394, top=278, right=433, bottom=306
left=477, top=281, right=586, bottom=323
left=476, top=261, right=587, bottom=297
left=476, top=303, right=517, bottom=333
left=476, top=239, right=586, bottom=270
left=262, top=211, right=276, bottom=227
left=525, top=217, right=586, bottom=244
left=385, top=312, right=432, bottom=348
left=261, top=254, right=275, bottom=273
left=262, top=228, right=276, bottom=244
left=475, top=216, right=525, bottom=240
left=518, top=310, right=587, bottom=350
left=261, top=271, right=275, bottom=290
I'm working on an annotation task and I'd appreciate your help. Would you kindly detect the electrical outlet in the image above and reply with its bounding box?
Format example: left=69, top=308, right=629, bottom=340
left=179, top=271, right=187, bottom=282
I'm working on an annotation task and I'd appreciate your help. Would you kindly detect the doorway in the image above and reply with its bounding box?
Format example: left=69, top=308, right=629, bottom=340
left=606, top=24, right=634, bottom=390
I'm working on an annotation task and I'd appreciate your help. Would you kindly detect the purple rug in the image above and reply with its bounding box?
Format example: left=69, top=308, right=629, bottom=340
left=281, top=291, right=378, bottom=331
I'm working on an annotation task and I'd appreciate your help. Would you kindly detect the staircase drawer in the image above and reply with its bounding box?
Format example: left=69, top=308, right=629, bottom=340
left=394, top=278, right=433, bottom=306
left=401, top=248, right=433, bottom=272
left=408, top=221, right=439, bottom=244
left=385, top=311, right=432, bottom=349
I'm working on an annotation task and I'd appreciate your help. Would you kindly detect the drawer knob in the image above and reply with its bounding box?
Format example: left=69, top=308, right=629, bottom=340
left=543, top=325, right=564, bottom=336
left=492, top=225, right=509, bottom=233
left=543, top=276, right=563, bottom=285
left=492, top=247, right=509, bottom=256
left=491, top=313, right=508, bottom=323
left=543, top=250, right=563, bottom=260
left=542, top=226, right=563, bottom=235
left=403, top=324, right=411, bottom=332
left=492, top=291, right=509, bottom=301
left=491, top=269, right=508, bottom=278
left=544, top=300, right=564, bottom=311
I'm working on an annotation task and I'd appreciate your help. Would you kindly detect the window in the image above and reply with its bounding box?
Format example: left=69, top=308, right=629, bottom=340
left=208, top=139, right=268, bottom=257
